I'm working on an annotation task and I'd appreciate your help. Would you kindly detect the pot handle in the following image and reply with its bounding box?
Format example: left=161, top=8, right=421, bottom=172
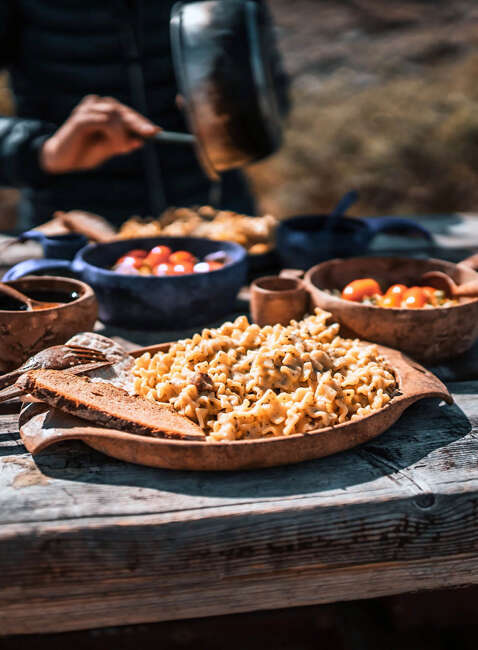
left=2, top=258, right=74, bottom=281
left=18, top=229, right=48, bottom=244
left=364, top=217, right=432, bottom=240
left=458, top=253, right=478, bottom=270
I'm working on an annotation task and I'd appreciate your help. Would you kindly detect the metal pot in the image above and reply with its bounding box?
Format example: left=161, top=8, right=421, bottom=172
left=169, top=0, right=284, bottom=179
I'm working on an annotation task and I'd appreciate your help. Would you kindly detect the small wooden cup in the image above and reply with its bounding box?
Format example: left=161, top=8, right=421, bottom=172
left=250, top=275, right=309, bottom=327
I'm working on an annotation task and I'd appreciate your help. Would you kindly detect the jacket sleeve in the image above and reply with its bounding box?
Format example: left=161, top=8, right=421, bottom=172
left=0, top=0, right=55, bottom=188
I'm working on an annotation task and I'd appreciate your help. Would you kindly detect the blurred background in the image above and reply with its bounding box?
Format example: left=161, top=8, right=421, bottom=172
left=1, top=0, right=478, bottom=228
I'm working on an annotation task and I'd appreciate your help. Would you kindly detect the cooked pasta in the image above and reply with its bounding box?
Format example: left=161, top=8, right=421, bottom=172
left=133, top=310, right=398, bottom=441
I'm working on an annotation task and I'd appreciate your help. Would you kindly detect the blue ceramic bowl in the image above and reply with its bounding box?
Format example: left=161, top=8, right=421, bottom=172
left=19, top=230, right=88, bottom=260
left=276, top=215, right=432, bottom=270
left=4, top=237, right=247, bottom=329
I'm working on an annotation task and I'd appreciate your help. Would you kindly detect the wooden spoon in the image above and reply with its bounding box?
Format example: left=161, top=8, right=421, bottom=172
left=0, top=282, right=61, bottom=311
left=421, top=271, right=478, bottom=298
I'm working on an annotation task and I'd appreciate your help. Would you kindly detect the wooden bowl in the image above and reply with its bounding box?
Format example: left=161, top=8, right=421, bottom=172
left=0, top=276, right=98, bottom=373
left=304, top=256, right=478, bottom=364
left=19, top=343, right=451, bottom=471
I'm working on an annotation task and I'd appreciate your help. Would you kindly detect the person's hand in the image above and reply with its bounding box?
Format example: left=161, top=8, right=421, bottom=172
left=40, top=95, right=161, bottom=174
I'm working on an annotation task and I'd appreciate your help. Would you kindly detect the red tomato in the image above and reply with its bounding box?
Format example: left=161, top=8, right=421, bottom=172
left=194, top=261, right=224, bottom=273
left=380, top=283, right=407, bottom=308
left=169, top=250, right=197, bottom=265
left=114, top=255, right=143, bottom=270
left=144, top=245, right=172, bottom=267
left=113, top=257, right=141, bottom=275
left=172, top=262, right=194, bottom=275
left=154, top=263, right=173, bottom=276
left=154, top=262, right=194, bottom=276
left=385, top=284, right=407, bottom=299
left=341, top=278, right=382, bottom=302
left=402, top=287, right=427, bottom=309
left=124, top=249, right=148, bottom=259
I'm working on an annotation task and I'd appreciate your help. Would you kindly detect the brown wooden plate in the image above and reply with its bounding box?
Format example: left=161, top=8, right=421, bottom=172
left=18, top=343, right=452, bottom=471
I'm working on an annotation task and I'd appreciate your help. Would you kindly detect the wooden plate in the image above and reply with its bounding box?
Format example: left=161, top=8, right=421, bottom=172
left=19, top=343, right=452, bottom=471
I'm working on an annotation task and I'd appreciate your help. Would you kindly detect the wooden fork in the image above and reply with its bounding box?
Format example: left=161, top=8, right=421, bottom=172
left=0, top=345, right=109, bottom=390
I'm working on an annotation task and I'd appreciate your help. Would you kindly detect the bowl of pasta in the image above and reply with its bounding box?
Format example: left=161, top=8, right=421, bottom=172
left=304, top=255, right=478, bottom=363
left=18, top=322, right=451, bottom=471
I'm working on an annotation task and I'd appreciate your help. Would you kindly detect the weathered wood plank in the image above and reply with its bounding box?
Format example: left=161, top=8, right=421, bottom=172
left=0, top=381, right=477, bottom=634
left=0, top=388, right=475, bottom=525
left=1, top=549, right=478, bottom=635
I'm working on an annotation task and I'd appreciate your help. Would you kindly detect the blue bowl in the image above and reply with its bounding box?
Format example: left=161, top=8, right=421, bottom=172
left=19, top=230, right=88, bottom=260
left=276, top=215, right=432, bottom=270
left=3, top=237, right=248, bottom=329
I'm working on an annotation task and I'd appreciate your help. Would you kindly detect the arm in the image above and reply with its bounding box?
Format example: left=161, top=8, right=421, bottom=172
left=0, top=5, right=158, bottom=186
left=0, top=0, right=55, bottom=188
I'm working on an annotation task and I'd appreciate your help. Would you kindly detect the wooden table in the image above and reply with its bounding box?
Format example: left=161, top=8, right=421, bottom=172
left=1, top=214, right=478, bottom=636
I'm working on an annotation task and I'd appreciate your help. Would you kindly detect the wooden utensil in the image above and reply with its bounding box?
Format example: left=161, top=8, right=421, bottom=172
left=0, top=345, right=108, bottom=390
left=0, top=282, right=61, bottom=311
left=421, top=271, right=478, bottom=298
left=19, top=343, right=452, bottom=471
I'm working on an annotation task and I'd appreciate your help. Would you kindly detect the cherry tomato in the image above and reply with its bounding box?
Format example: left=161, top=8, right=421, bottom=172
left=114, top=255, right=143, bottom=270
left=113, top=257, right=140, bottom=275
left=194, top=261, right=224, bottom=273
left=144, top=245, right=172, bottom=267
left=421, top=286, right=438, bottom=306
left=380, top=293, right=402, bottom=308
left=154, top=262, right=194, bottom=276
left=124, top=249, right=148, bottom=259
left=154, top=263, right=174, bottom=276
left=172, top=262, right=194, bottom=275
left=341, top=278, right=382, bottom=302
left=385, top=284, right=407, bottom=299
left=169, top=250, right=197, bottom=265
left=402, top=287, right=427, bottom=309
left=379, top=283, right=407, bottom=308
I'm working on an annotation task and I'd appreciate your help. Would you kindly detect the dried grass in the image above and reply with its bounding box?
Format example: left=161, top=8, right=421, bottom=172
left=248, top=54, right=478, bottom=217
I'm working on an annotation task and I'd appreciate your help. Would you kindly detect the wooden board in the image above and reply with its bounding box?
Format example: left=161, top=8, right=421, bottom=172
left=0, top=380, right=476, bottom=635
left=18, top=345, right=451, bottom=470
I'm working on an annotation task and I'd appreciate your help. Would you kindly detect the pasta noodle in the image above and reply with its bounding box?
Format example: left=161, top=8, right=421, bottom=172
left=133, top=310, right=398, bottom=441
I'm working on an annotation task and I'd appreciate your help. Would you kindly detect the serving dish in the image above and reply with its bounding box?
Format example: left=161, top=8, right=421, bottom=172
left=3, top=237, right=247, bottom=329
left=276, top=214, right=431, bottom=270
left=304, top=255, right=478, bottom=363
left=19, top=341, right=451, bottom=471
left=0, top=276, right=97, bottom=373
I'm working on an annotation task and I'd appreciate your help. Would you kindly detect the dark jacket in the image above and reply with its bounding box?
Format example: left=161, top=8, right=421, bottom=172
left=0, top=0, right=288, bottom=226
